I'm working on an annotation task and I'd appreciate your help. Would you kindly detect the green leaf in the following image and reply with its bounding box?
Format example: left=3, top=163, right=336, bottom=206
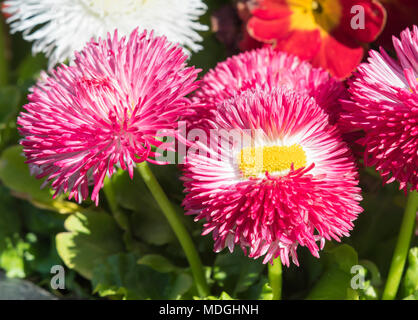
left=20, top=201, right=65, bottom=237
left=0, top=235, right=30, bottom=278
left=112, top=169, right=175, bottom=245
left=0, top=186, right=60, bottom=279
left=56, top=210, right=124, bottom=279
left=351, top=260, right=381, bottom=300
left=0, top=86, right=20, bottom=122
left=194, top=291, right=234, bottom=300
left=17, top=53, right=47, bottom=85
left=307, top=267, right=353, bottom=300
left=348, top=265, right=379, bottom=300
left=0, top=145, right=53, bottom=204
left=245, top=277, right=273, bottom=300
left=0, top=185, right=22, bottom=239
left=213, top=250, right=265, bottom=297
left=0, top=146, right=85, bottom=214
left=200, top=291, right=235, bottom=300
left=403, top=291, right=418, bottom=300
left=131, top=209, right=175, bottom=246
left=0, top=186, right=27, bottom=278
left=137, top=254, right=177, bottom=273
left=307, top=244, right=359, bottom=300
left=258, top=282, right=274, bottom=300
left=149, top=164, right=185, bottom=204
left=218, top=291, right=233, bottom=300
left=328, top=244, right=359, bottom=273
left=0, top=231, right=37, bottom=279
left=27, top=236, right=62, bottom=276
left=349, top=180, right=404, bottom=273
left=92, top=253, right=192, bottom=300
left=402, top=247, right=418, bottom=298
left=359, top=281, right=379, bottom=300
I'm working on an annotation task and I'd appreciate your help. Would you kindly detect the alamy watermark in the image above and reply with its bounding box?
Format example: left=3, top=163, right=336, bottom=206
left=351, top=5, right=366, bottom=30
left=50, top=265, right=65, bottom=290
left=350, top=264, right=366, bottom=290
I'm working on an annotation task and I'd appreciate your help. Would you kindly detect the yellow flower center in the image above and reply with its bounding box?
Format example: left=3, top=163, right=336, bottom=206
left=311, top=0, right=321, bottom=12
left=288, top=0, right=342, bottom=35
left=238, top=144, right=307, bottom=178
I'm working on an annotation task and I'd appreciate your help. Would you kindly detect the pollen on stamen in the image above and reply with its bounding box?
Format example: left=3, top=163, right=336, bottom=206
left=238, top=144, right=307, bottom=178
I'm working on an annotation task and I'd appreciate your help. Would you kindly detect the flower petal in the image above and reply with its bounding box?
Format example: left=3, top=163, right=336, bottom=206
left=312, top=32, right=364, bottom=79
left=276, top=29, right=322, bottom=61
left=247, top=15, right=291, bottom=44
left=339, top=0, right=386, bottom=43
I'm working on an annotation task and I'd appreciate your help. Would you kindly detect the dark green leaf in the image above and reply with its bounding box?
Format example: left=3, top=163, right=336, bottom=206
left=17, top=53, right=47, bottom=85
left=403, top=291, right=418, bottom=300
left=111, top=169, right=175, bottom=245
left=92, top=253, right=192, bottom=300
left=0, top=86, right=20, bottom=122
left=307, top=244, right=359, bottom=300
left=199, top=291, right=234, bottom=300
left=137, top=254, right=177, bottom=273
left=213, top=250, right=265, bottom=297
left=244, top=276, right=273, bottom=300
left=56, top=210, right=124, bottom=279
left=0, top=145, right=53, bottom=203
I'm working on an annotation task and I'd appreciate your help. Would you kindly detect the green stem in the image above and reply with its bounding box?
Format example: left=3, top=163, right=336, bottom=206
left=136, top=162, right=209, bottom=297
left=103, top=176, right=130, bottom=232
left=0, top=17, right=9, bottom=86
left=268, top=257, right=282, bottom=300
left=382, top=190, right=418, bottom=300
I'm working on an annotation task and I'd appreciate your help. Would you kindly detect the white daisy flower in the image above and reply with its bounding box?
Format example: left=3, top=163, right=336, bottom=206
left=3, top=0, right=208, bottom=68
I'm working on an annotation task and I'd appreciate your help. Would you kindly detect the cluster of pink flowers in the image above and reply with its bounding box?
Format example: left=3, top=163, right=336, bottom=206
left=17, top=20, right=418, bottom=265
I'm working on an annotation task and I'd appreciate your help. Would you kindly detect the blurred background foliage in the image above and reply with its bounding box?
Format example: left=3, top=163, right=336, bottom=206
left=0, top=0, right=416, bottom=300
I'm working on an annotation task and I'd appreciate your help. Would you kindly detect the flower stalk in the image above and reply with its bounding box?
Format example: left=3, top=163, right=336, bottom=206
left=136, top=162, right=209, bottom=298
left=268, top=257, right=282, bottom=300
left=382, top=190, right=418, bottom=300
left=103, top=176, right=130, bottom=232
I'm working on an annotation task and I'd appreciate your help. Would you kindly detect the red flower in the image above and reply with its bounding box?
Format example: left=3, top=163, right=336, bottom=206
left=246, top=0, right=386, bottom=78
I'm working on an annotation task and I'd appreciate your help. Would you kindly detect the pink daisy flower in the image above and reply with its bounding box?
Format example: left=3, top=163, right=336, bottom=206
left=182, top=88, right=362, bottom=266
left=342, top=25, right=418, bottom=192
left=18, top=29, right=200, bottom=205
left=187, top=47, right=346, bottom=130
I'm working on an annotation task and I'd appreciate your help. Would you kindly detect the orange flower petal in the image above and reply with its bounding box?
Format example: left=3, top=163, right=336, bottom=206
left=312, top=32, right=364, bottom=79
left=275, top=30, right=322, bottom=61
left=250, top=0, right=292, bottom=20
left=247, top=15, right=292, bottom=43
